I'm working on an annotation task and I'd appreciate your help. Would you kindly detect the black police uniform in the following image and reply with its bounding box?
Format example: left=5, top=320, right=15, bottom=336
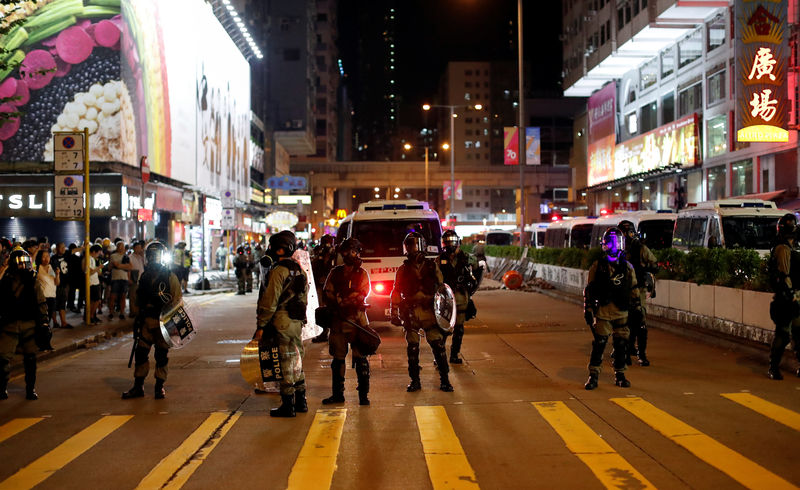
left=437, top=248, right=477, bottom=363
left=311, top=237, right=337, bottom=343
left=234, top=246, right=248, bottom=294
left=767, top=233, right=800, bottom=379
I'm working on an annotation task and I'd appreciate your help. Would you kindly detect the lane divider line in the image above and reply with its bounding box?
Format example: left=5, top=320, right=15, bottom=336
left=162, top=411, right=242, bottom=490
left=532, top=401, right=655, bottom=489
left=721, top=393, right=800, bottom=432
left=0, top=418, right=44, bottom=445
left=287, top=409, right=347, bottom=490
left=611, top=397, right=795, bottom=490
left=414, top=405, right=480, bottom=490
left=136, top=412, right=230, bottom=490
left=0, top=415, right=133, bottom=490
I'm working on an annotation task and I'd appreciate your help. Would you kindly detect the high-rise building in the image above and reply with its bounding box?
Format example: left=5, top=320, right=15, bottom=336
left=563, top=1, right=799, bottom=213
left=309, top=0, right=340, bottom=162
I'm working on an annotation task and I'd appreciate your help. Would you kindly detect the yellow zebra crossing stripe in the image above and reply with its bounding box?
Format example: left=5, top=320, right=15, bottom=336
left=533, top=401, right=655, bottom=489
left=0, top=415, right=132, bottom=490
left=136, top=412, right=231, bottom=490
left=163, top=411, right=242, bottom=490
left=612, top=397, right=796, bottom=490
left=414, top=405, right=479, bottom=490
left=0, top=418, right=43, bottom=445
left=287, top=409, right=347, bottom=490
left=721, top=393, right=800, bottom=432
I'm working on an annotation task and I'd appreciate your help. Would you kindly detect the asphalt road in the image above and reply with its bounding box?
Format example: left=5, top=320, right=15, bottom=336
left=0, top=287, right=798, bottom=490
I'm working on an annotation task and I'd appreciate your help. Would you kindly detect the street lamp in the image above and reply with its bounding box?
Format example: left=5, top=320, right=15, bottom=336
left=422, top=102, right=484, bottom=224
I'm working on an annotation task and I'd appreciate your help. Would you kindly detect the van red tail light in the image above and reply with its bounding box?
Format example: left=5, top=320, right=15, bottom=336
left=371, top=281, right=393, bottom=295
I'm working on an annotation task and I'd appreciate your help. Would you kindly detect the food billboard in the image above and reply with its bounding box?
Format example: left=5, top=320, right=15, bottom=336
left=0, top=0, right=251, bottom=201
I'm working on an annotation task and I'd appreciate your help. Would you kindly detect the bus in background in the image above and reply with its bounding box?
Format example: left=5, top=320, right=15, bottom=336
left=589, top=210, right=677, bottom=250
left=543, top=217, right=597, bottom=249
left=672, top=199, right=787, bottom=256
left=335, top=199, right=442, bottom=318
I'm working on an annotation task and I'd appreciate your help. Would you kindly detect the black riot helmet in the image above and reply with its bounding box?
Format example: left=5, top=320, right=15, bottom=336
left=269, top=230, right=296, bottom=257
left=237, top=245, right=245, bottom=255
left=403, top=231, right=426, bottom=256
left=617, top=220, right=637, bottom=242
left=602, top=227, right=625, bottom=260
left=340, top=238, right=363, bottom=267
left=8, top=248, right=32, bottom=271
left=777, top=213, right=797, bottom=239
left=245, top=244, right=252, bottom=254
left=145, top=241, right=168, bottom=267
left=442, top=230, right=460, bottom=254
left=320, top=234, right=335, bottom=248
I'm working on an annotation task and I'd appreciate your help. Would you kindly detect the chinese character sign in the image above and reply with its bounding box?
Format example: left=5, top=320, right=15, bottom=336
left=525, top=127, right=541, bottom=165
left=736, top=0, right=789, bottom=142
left=503, top=127, right=519, bottom=165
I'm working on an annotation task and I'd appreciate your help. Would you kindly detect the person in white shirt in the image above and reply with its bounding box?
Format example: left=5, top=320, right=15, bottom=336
left=83, top=245, right=104, bottom=324
left=34, top=250, right=58, bottom=330
left=108, top=241, right=132, bottom=320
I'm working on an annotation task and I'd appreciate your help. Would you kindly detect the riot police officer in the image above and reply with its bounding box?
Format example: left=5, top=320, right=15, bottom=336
left=437, top=230, right=478, bottom=364
left=767, top=213, right=800, bottom=380
left=245, top=244, right=254, bottom=293
left=583, top=228, right=640, bottom=390
left=122, top=241, right=182, bottom=399
left=234, top=245, right=248, bottom=295
left=618, top=220, right=659, bottom=366
left=311, top=234, right=337, bottom=343
left=0, top=249, right=49, bottom=400
left=321, top=238, right=372, bottom=405
left=391, top=232, right=453, bottom=392
left=253, top=231, right=308, bottom=417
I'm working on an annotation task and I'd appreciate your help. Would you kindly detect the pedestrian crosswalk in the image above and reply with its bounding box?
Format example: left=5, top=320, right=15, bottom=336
left=0, top=393, right=798, bottom=489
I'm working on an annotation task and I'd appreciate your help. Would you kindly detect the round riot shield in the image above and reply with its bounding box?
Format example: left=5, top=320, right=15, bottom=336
left=434, top=283, right=456, bottom=333
left=160, top=302, right=197, bottom=349
left=240, top=339, right=263, bottom=387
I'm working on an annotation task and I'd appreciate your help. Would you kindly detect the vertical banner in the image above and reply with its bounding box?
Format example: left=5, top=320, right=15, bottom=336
left=503, top=127, right=519, bottom=165
left=587, top=82, right=617, bottom=186
left=442, top=180, right=463, bottom=200
left=736, top=0, right=789, bottom=142
left=525, top=127, right=541, bottom=165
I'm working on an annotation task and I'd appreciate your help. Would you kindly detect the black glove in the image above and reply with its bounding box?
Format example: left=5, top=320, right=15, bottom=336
left=584, top=309, right=595, bottom=326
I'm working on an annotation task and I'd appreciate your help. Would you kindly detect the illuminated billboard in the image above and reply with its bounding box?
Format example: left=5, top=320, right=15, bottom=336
left=586, top=82, right=616, bottom=186
left=735, top=0, right=789, bottom=142
left=613, top=114, right=699, bottom=180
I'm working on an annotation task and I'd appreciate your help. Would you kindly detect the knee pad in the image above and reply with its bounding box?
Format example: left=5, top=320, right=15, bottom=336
left=134, top=347, right=150, bottom=366
left=593, top=335, right=609, bottom=348
left=154, top=348, right=169, bottom=367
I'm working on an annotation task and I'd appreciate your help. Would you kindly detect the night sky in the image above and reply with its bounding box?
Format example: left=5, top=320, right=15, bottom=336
left=338, top=0, right=563, bottom=129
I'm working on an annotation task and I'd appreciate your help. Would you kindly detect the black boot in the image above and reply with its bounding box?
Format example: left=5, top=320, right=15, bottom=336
left=294, top=389, right=308, bottom=413
left=270, top=394, right=296, bottom=417
left=154, top=378, right=166, bottom=399
left=450, top=324, right=464, bottom=364
left=584, top=373, right=599, bottom=390
left=407, top=344, right=421, bottom=392
left=615, top=372, right=631, bottom=388
left=312, top=328, right=329, bottom=343
left=0, top=359, right=8, bottom=400
left=433, top=343, right=453, bottom=392
left=768, top=366, right=784, bottom=380
left=636, top=326, right=650, bottom=366
left=122, top=377, right=145, bottom=399
left=23, top=354, right=37, bottom=400
left=355, top=357, right=370, bottom=406
left=322, top=359, right=345, bottom=404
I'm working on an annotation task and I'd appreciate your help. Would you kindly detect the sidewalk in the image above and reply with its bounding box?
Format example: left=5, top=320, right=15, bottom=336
left=187, top=269, right=238, bottom=295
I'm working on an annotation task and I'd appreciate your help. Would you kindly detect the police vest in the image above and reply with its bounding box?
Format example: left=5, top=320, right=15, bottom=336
left=0, top=270, right=39, bottom=323
left=398, top=258, right=438, bottom=298
left=138, top=266, right=172, bottom=318
left=438, top=251, right=473, bottom=293
left=592, top=258, right=631, bottom=310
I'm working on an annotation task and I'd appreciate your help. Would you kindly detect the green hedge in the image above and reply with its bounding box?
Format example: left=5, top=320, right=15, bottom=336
left=473, top=245, right=771, bottom=291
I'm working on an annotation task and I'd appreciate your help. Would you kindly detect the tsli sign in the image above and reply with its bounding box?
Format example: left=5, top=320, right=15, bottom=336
left=736, top=0, right=789, bottom=142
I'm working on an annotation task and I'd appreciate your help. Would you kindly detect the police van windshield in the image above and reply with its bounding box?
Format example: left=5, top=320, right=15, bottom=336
left=638, top=220, right=674, bottom=249
left=721, top=216, right=778, bottom=250
left=353, top=219, right=442, bottom=257
left=486, top=232, right=513, bottom=246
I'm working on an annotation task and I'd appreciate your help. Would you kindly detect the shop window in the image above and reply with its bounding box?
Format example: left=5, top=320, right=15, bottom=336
left=730, top=159, right=753, bottom=197
left=707, top=13, right=725, bottom=52
left=626, top=111, right=638, bottom=135
left=678, top=29, right=702, bottom=68
left=662, top=92, right=675, bottom=123
left=678, top=82, right=702, bottom=116
left=639, top=58, right=658, bottom=91
left=707, top=165, right=727, bottom=200
left=640, top=102, right=657, bottom=133
left=661, top=46, right=676, bottom=78
left=706, top=115, right=727, bottom=158
left=707, top=69, right=726, bottom=106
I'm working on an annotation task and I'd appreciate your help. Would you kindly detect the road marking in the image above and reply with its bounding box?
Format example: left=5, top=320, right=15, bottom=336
left=136, top=412, right=229, bottom=490
left=721, top=393, right=800, bottom=432
left=163, top=412, right=241, bottom=490
left=287, top=409, right=347, bottom=490
left=414, top=405, right=479, bottom=490
left=533, top=401, right=654, bottom=489
left=611, top=397, right=795, bottom=490
left=0, top=418, right=43, bottom=444
left=0, top=415, right=132, bottom=490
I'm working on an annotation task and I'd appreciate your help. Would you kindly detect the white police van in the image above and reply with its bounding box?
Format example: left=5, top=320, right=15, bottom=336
left=336, top=200, right=443, bottom=319
left=589, top=210, right=677, bottom=250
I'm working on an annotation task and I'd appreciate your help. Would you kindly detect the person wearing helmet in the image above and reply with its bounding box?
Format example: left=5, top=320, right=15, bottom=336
left=320, top=238, right=374, bottom=405
left=311, top=234, right=337, bottom=343
left=244, top=244, right=254, bottom=293
left=766, top=213, right=800, bottom=380
left=252, top=243, right=265, bottom=289
left=234, top=245, right=248, bottom=295
left=391, top=231, right=453, bottom=392
left=0, top=248, right=49, bottom=400
left=436, top=230, right=479, bottom=364
left=583, top=227, right=640, bottom=390
left=617, top=220, right=659, bottom=367
left=253, top=230, right=309, bottom=417
left=122, top=241, right=182, bottom=400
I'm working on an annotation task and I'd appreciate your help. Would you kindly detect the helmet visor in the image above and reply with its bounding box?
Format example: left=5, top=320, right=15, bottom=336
left=603, top=233, right=625, bottom=256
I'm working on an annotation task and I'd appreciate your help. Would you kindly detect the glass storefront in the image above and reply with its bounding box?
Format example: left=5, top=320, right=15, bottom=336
left=707, top=165, right=727, bottom=200
left=707, top=115, right=728, bottom=158
left=730, top=159, right=753, bottom=197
